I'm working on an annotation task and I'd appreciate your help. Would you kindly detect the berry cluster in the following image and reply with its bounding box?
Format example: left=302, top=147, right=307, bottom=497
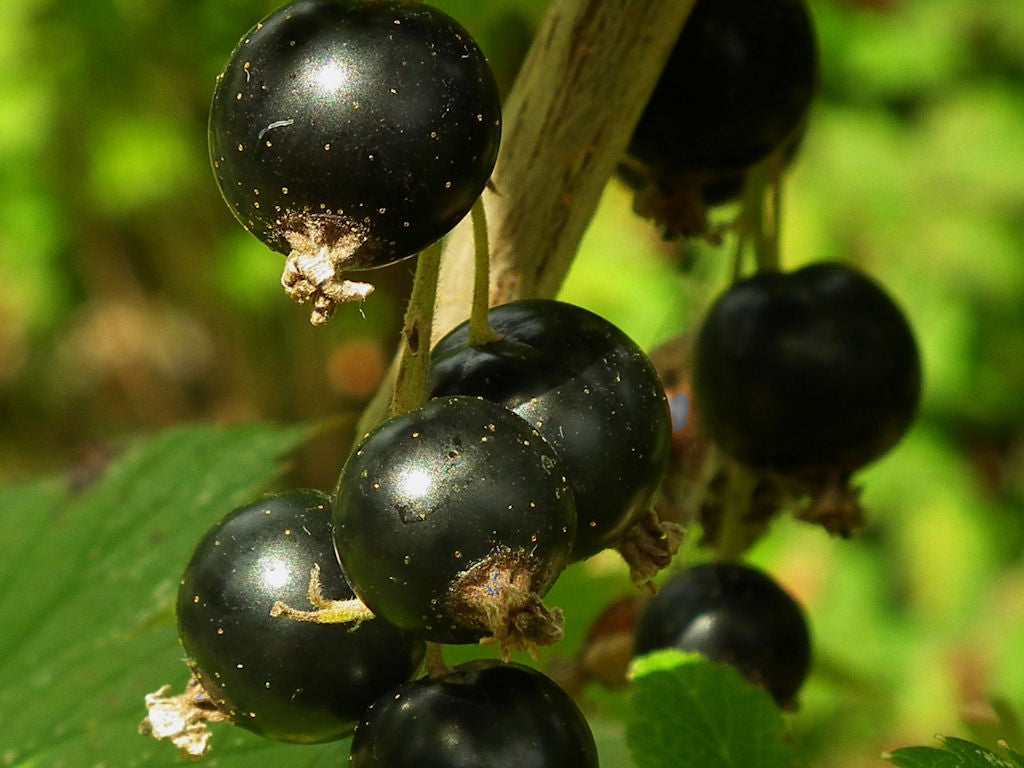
left=140, top=0, right=927, bottom=763
left=325, top=299, right=673, bottom=651
left=144, top=294, right=670, bottom=761
left=147, top=3, right=676, bottom=758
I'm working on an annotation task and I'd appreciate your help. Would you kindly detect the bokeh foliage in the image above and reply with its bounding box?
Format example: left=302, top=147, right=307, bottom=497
left=0, top=0, right=1023, bottom=766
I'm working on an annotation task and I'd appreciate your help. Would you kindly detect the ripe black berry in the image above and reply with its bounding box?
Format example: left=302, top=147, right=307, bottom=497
left=634, top=562, right=811, bottom=706
left=693, top=262, right=921, bottom=478
left=176, top=490, right=425, bottom=743
left=629, top=0, right=818, bottom=176
left=333, top=396, right=575, bottom=649
left=209, top=0, right=501, bottom=323
left=622, top=0, right=817, bottom=238
left=350, top=660, right=599, bottom=768
left=429, top=299, right=672, bottom=561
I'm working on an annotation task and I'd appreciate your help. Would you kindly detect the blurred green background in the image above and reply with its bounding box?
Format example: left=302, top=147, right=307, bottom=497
left=1, top=0, right=1023, bottom=765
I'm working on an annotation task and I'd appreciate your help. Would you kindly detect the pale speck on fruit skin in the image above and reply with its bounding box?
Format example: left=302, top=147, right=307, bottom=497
left=257, top=119, right=295, bottom=141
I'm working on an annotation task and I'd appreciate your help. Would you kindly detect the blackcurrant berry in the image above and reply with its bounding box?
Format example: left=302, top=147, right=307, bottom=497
left=333, top=396, right=575, bottom=649
left=209, top=0, right=501, bottom=323
left=429, top=299, right=672, bottom=561
left=621, top=0, right=817, bottom=238
left=629, top=0, right=818, bottom=176
left=634, top=562, right=811, bottom=706
left=350, top=660, right=599, bottom=768
left=692, top=262, right=921, bottom=478
left=176, top=489, right=425, bottom=743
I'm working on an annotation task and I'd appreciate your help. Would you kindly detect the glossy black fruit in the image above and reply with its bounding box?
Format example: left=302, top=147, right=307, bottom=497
left=333, top=396, right=575, bottom=645
left=176, top=489, right=425, bottom=743
left=429, top=299, right=672, bottom=560
left=634, top=562, right=811, bottom=706
left=350, top=660, right=599, bottom=768
left=209, top=0, right=501, bottom=269
left=629, top=0, right=818, bottom=176
left=693, top=262, right=921, bottom=478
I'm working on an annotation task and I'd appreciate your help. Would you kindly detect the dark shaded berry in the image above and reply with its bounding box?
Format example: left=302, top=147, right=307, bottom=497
left=693, top=262, right=921, bottom=478
left=629, top=0, right=818, bottom=176
left=634, top=562, right=811, bottom=706
left=429, top=299, right=672, bottom=560
left=333, top=396, right=575, bottom=647
left=350, top=660, right=599, bottom=768
left=621, top=0, right=817, bottom=238
left=176, top=489, right=425, bottom=743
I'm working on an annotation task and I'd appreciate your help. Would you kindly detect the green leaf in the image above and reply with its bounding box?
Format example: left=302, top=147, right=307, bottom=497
left=627, top=650, right=799, bottom=768
left=0, top=422, right=347, bottom=767
left=885, top=736, right=1024, bottom=768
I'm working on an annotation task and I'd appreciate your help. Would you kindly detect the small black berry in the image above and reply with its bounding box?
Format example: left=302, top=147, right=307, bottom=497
left=333, top=396, right=575, bottom=649
left=629, top=0, right=818, bottom=176
left=692, top=261, right=921, bottom=478
left=634, top=562, right=811, bottom=706
left=622, top=0, right=817, bottom=237
left=350, top=660, right=599, bottom=768
left=176, top=489, right=425, bottom=743
left=209, top=0, right=501, bottom=322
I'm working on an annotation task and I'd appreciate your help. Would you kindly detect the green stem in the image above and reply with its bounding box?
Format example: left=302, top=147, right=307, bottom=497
left=762, top=150, right=785, bottom=272
left=731, top=223, right=748, bottom=284
left=389, top=240, right=443, bottom=418
left=735, top=155, right=781, bottom=278
left=768, top=153, right=784, bottom=268
left=270, top=596, right=375, bottom=625
left=716, top=460, right=758, bottom=562
left=424, top=642, right=450, bottom=679
left=269, top=564, right=376, bottom=626
left=468, top=196, right=502, bottom=346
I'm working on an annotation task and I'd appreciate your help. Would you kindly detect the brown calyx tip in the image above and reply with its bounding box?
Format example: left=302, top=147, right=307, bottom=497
left=796, top=473, right=866, bottom=537
left=139, top=677, right=228, bottom=761
left=633, top=175, right=713, bottom=241
left=279, top=220, right=374, bottom=325
left=615, top=510, right=686, bottom=592
left=451, top=547, right=565, bottom=660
